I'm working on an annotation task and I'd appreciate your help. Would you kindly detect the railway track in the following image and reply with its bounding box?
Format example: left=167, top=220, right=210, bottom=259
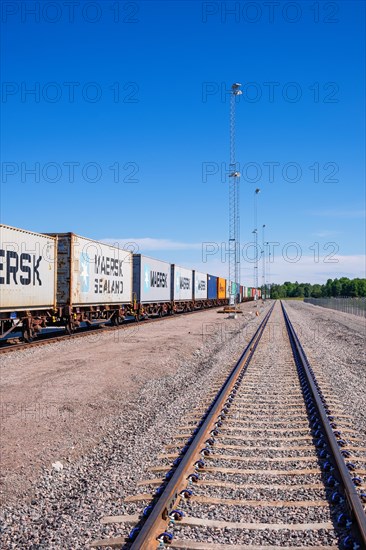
left=0, top=305, right=227, bottom=354
left=91, top=301, right=366, bottom=550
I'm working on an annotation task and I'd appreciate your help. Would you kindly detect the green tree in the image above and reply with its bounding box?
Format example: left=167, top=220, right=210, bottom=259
left=339, top=277, right=351, bottom=296
left=322, top=279, right=333, bottom=297
left=303, top=284, right=312, bottom=297
left=294, top=284, right=305, bottom=297
left=265, top=278, right=366, bottom=299
left=311, top=284, right=322, bottom=298
left=332, top=279, right=342, bottom=297
left=355, top=279, right=366, bottom=297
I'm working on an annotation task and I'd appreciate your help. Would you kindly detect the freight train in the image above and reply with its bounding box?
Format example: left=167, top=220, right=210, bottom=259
left=0, top=225, right=257, bottom=341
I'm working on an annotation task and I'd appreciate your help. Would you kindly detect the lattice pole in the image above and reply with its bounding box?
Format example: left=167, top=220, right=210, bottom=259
left=228, top=83, right=242, bottom=310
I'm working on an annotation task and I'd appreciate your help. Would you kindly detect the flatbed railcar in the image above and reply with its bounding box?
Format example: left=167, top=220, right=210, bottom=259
left=171, top=264, right=194, bottom=312
left=48, top=232, right=133, bottom=332
left=133, top=257, right=229, bottom=317
left=1, top=225, right=240, bottom=342
left=132, top=254, right=172, bottom=318
left=193, top=270, right=208, bottom=309
left=0, top=224, right=58, bottom=341
left=207, top=274, right=218, bottom=305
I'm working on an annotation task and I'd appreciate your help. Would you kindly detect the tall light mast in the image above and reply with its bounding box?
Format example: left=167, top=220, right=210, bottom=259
left=228, top=83, right=242, bottom=312
left=253, top=188, right=260, bottom=301
left=262, top=224, right=266, bottom=299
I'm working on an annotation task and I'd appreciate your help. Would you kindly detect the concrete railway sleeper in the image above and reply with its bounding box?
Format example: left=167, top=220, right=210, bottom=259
left=91, top=301, right=366, bottom=550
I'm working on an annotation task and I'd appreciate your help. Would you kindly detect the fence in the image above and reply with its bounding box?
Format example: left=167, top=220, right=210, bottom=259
left=304, top=297, right=366, bottom=318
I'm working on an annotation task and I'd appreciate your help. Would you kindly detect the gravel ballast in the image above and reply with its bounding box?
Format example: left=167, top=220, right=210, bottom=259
left=283, top=300, right=366, bottom=438
left=0, top=302, right=270, bottom=548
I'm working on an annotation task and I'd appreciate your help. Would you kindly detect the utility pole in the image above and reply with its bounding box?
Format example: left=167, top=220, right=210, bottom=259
left=266, top=242, right=271, bottom=298
left=262, top=224, right=266, bottom=299
left=253, top=188, right=260, bottom=301
left=228, top=83, right=242, bottom=316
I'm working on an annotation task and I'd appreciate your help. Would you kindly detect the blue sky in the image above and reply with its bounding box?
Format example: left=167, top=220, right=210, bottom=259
left=1, top=0, right=365, bottom=284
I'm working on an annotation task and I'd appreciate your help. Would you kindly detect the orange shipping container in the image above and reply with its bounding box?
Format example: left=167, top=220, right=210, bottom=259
left=217, top=278, right=226, bottom=299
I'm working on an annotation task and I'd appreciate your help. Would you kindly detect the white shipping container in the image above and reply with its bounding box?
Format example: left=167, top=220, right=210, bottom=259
left=133, top=255, right=171, bottom=303
left=226, top=281, right=230, bottom=299
left=171, top=265, right=193, bottom=302
left=0, top=224, right=56, bottom=311
left=193, top=271, right=207, bottom=300
left=51, top=233, right=132, bottom=306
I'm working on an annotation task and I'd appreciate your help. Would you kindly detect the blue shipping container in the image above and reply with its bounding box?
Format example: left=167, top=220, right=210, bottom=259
left=207, top=275, right=218, bottom=300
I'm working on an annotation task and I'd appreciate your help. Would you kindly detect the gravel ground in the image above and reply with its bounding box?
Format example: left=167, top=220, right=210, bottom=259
left=195, top=485, right=329, bottom=501
left=283, top=300, right=366, bottom=439
left=203, top=472, right=325, bottom=485
left=173, top=524, right=339, bottom=547
left=0, top=302, right=270, bottom=548
left=180, top=502, right=333, bottom=523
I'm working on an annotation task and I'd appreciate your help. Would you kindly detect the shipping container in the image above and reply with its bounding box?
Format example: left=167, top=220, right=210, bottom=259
left=133, top=255, right=171, bottom=303
left=0, top=224, right=57, bottom=312
left=193, top=270, right=208, bottom=300
left=217, top=277, right=226, bottom=300
left=226, top=281, right=238, bottom=299
left=234, top=282, right=240, bottom=303
left=49, top=233, right=132, bottom=306
left=171, top=264, right=193, bottom=301
left=239, top=285, right=243, bottom=301
left=247, top=287, right=252, bottom=297
left=207, top=275, right=218, bottom=300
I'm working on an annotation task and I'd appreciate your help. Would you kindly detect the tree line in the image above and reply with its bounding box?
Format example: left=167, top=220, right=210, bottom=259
left=266, top=278, right=366, bottom=299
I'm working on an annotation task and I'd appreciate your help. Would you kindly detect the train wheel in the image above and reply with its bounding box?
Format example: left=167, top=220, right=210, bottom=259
left=23, top=329, right=33, bottom=343
left=22, top=319, right=34, bottom=342
left=110, top=313, right=119, bottom=326
left=65, top=320, right=75, bottom=335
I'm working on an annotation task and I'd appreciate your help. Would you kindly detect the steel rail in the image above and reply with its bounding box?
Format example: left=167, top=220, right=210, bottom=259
left=281, top=300, right=366, bottom=546
left=129, top=302, right=275, bottom=550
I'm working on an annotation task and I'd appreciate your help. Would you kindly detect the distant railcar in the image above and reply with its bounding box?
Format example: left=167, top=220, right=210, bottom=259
left=133, top=254, right=171, bottom=317
left=171, top=264, right=194, bottom=312
left=217, top=277, right=226, bottom=300
left=193, top=270, right=208, bottom=308
left=207, top=274, right=218, bottom=302
left=226, top=280, right=239, bottom=303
